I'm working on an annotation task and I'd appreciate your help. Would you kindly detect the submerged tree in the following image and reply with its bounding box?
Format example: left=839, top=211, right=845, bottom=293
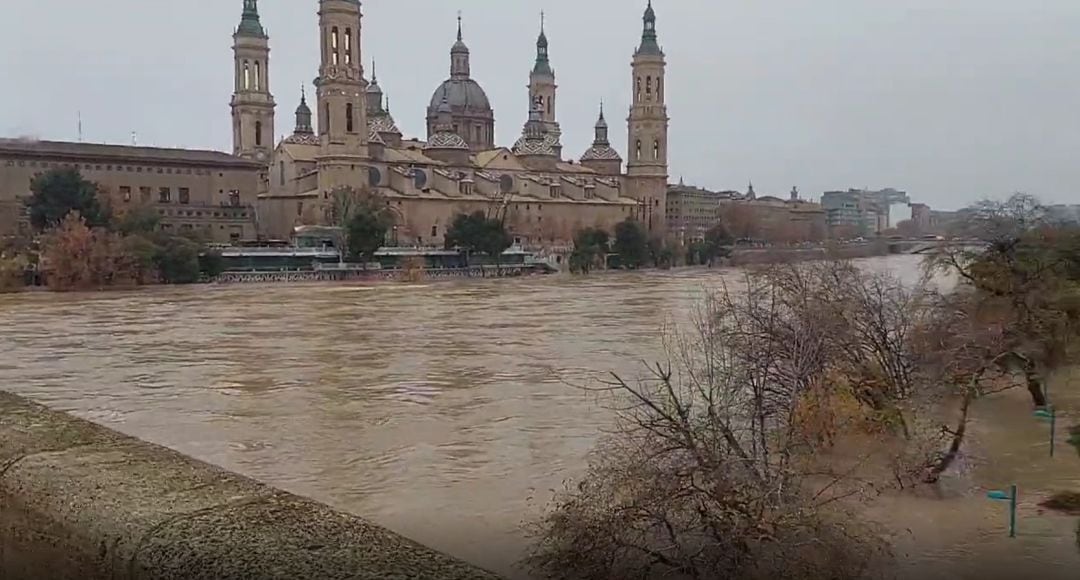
left=445, top=211, right=512, bottom=266
left=527, top=264, right=904, bottom=579
left=613, top=218, right=648, bottom=269
left=569, top=227, right=610, bottom=274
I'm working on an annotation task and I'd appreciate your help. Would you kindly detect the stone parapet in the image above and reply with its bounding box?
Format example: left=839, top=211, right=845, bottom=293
left=0, top=391, right=501, bottom=580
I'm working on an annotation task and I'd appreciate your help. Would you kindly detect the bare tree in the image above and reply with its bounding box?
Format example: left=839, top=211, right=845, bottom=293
left=527, top=268, right=893, bottom=580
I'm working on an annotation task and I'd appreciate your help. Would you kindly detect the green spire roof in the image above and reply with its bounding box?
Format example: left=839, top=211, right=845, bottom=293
left=236, top=0, right=267, bottom=38
left=532, top=11, right=553, bottom=76
left=637, top=0, right=662, bottom=56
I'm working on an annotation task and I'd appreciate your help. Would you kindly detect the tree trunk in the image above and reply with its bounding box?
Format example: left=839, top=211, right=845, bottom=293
left=1024, top=361, right=1048, bottom=407
left=925, top=388, right=973, bottom=483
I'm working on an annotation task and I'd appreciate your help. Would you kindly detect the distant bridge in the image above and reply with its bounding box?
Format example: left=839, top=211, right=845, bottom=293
left=887, top=239, right=987, bottom=255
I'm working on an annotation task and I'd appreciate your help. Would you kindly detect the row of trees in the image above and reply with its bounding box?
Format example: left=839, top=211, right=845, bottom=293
left=569, top=220, right=734, bottom=274
left=527, top=193, right=1080, bottom=579
left=2, top=169, right=223, bottom=292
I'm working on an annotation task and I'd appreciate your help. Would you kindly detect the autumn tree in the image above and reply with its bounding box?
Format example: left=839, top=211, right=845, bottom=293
left=928, top=193, right=1080, bottom=408
left=26, top=169, right=109, bottom=232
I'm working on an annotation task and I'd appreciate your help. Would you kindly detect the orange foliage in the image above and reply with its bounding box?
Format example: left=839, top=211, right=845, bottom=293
left=41, top=213, right=141, bottom=291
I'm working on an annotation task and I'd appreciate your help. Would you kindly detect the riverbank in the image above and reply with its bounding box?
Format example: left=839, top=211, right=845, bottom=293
left=0, top=390, right=501, bottom=580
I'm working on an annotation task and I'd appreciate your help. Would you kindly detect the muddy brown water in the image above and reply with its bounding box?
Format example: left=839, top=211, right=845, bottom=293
left=1, top=255, right=1077, bottom=578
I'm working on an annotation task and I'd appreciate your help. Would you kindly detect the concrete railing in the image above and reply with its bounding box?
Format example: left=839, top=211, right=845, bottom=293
left=0, top=391, right=501, bottom=580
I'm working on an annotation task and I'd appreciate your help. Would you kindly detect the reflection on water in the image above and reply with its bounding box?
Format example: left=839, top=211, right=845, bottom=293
left=1, top=255, right=1078, bottom=578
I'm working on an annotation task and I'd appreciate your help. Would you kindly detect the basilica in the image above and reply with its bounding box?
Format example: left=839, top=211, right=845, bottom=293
left=240, top=0, right=671, bottom=248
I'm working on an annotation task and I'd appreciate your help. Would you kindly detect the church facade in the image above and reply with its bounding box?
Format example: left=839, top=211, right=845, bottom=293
left=251, top=0, right=671, bottom=250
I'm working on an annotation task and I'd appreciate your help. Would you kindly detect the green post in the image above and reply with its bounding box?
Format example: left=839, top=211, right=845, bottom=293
left=1009, top=484, right=1017, bottom=538
left=1050, top=409, right=1056, bottom=458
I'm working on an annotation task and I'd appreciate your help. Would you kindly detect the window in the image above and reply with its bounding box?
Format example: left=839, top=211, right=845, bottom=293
left=331, top=27, right=339, bottom=66
left=636, top=77, right=642, bottom=99
left=157, top=167, right=163, bottom=174
left=345, top=28, right=353, bottom=64
left=636, top=140, right=642, bottom=160
left=325, top=104, right=331, bottom=134
left=653, top=140, right=660, bottom=160
left=120, top=186, right=131, bottom=202
left=346, top=103, right=354, bottom=133
left=243, top=60, right=251, bottom=90
left=431, top=225, right=438, bottom=238
left=179, top=188, right=190, bottom=204
left=296, top=202, right=304, bottom=217
left=658, top=77, right=663, bottom=100
left=279, top=161, right=285, bottom=186
left=181, top=224, right=193, bottom=231
left=646, top=76, right=652, bottom=96
left=159, top=187, right=171, bottom=203
left=254, top=61, right=261, bottom=91
left=140, top=187, right=151, bottom=202
left=256, top=121, right=263, bottom=146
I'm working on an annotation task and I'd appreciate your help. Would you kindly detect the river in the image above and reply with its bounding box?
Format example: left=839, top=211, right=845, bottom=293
left=1, top=255, right=1078, bottom=579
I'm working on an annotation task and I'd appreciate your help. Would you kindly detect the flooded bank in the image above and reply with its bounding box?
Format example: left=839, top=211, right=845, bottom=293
left=1, top=255, right=1077, bottom=578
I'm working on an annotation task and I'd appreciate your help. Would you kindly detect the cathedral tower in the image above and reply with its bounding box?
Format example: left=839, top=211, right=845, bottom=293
left=626, top=1, right=669, bottom=234
left=528, top=13, right=561, bottom=158
left=314, top=0, right=368, bottom=209
left=231, top=0, right=276, bottom=163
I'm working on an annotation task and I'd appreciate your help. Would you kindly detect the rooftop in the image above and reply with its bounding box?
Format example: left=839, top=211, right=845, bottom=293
left=0, top=139, right=262, bottom=169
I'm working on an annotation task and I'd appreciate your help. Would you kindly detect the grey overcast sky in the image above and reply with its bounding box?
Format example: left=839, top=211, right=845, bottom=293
left=1, top=0, right=1077, bottom=209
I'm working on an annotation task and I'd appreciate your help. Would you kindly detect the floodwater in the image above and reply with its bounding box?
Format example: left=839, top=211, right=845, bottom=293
left=1, top=255, right=1078, bottom=579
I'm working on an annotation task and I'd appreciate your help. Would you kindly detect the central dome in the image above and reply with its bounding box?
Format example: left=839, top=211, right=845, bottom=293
left=428, top=78, right=492, bottom=115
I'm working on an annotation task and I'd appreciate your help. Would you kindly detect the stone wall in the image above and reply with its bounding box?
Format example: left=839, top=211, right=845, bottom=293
left=0, top=391, right=501, bottom=580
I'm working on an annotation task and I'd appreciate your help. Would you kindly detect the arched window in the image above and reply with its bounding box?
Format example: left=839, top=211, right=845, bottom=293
left=255, top=121, right=263, bottom=146
left=658, top=77, right=664, bottom=101
left=331, top=27, right=339, bottom=66
left=547, top=98, right=552, bottom=114
left=243, top=60, right=251, bottom=90
left=636, top=77, right=642, bottom=100
left=653, top=140, right=659, bottom=160
left=279, top=161, right=285, bottom=186
left=325, top=103, right=331, bottom=134
left=636, top=140, right=642, bottom=160
left=346, top=103, right=354, bottom=133
left=254, top=61, right=261, bottom=91
left=345, top=28, right=353, bottom=64
left=646, top=76, right=652, bottom=97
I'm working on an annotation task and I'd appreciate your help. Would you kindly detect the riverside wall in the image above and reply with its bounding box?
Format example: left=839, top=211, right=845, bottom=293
left=0, top=391, right=501, bottom=580
left=729, top=242, right=891, bottom=266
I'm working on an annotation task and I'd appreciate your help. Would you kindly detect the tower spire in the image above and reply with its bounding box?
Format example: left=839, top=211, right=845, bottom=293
left=637, top=0, right=661, bottom=56
left=450, top=12, right=471, bottom=78
left=236, top=0, right=266, bottom=38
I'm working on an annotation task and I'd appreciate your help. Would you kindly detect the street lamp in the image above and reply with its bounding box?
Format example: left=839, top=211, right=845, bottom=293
left=1034, top=406, right=1057, bottom=457
left=986, top=485, right=1018, bottom=538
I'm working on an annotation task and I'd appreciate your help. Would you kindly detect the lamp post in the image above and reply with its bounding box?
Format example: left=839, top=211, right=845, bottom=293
left=986, top=485, right=1018, bottom=538
left=1034, top=406, right=1057, bottom=457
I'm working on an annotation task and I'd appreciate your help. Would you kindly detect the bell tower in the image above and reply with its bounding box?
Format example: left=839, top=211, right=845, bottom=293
left=231, top=0, right=275, bottom=163
left=626, top=0, right=669, bottom=235
left=314, top=0, right=368, bottom=215
left=528, top=12, right=561, bottom=157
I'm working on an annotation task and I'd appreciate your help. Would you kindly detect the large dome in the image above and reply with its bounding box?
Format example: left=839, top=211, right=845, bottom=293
left=428, top=78, right=493, bottom=117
